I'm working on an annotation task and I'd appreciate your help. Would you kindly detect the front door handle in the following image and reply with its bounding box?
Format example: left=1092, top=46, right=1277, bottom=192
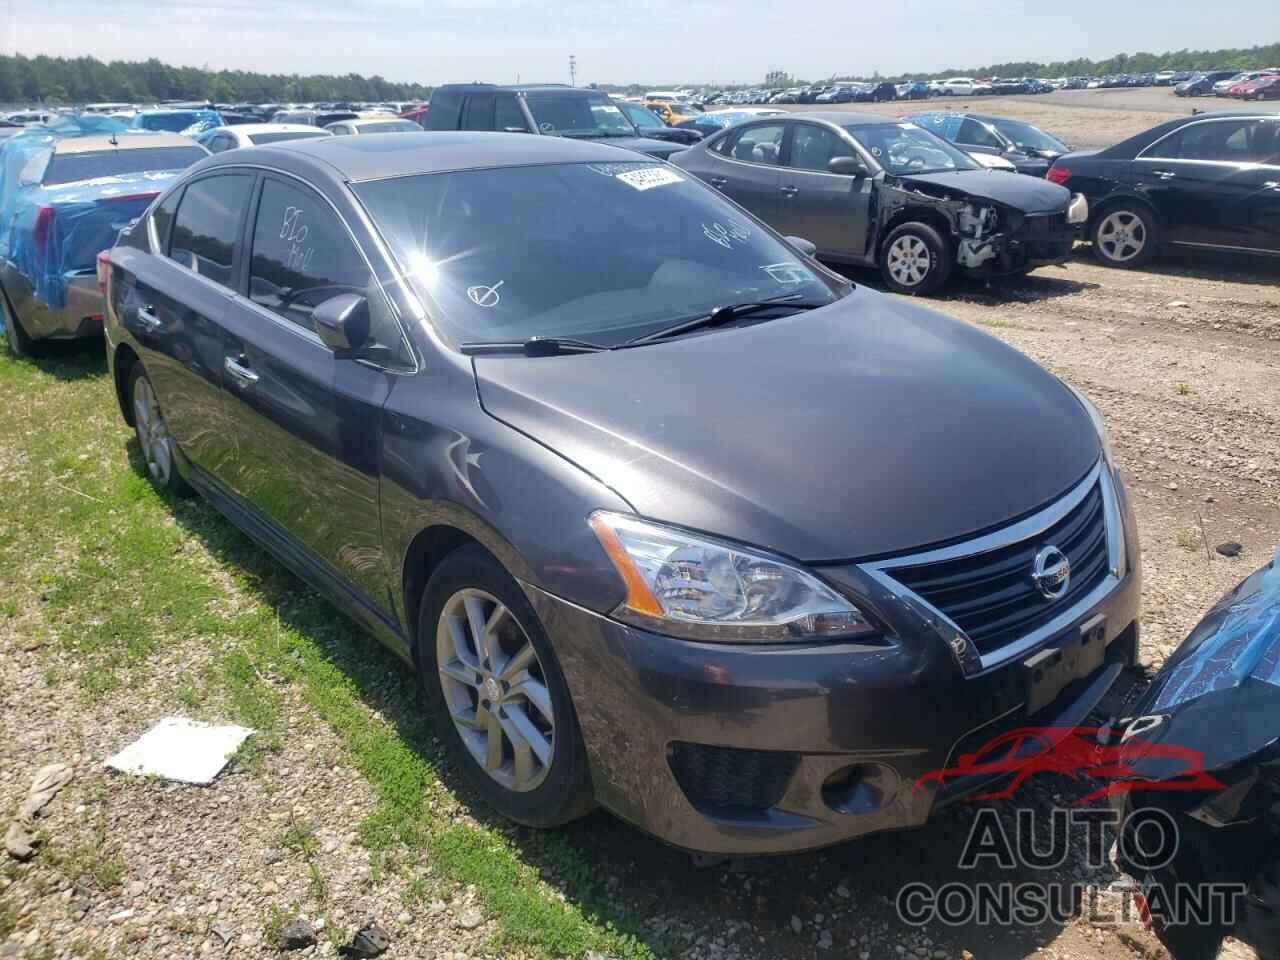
left=224, top=355, right=260, bottom=386
left=136, top=306, right=161, bottom=331
left=780, top=185, right=799, bottom=197
left=1264, top=180, right=1280, bottom=191
left=1150, top=170, right=1176, bottom=180
left=709, top=176, right=727, bottom=188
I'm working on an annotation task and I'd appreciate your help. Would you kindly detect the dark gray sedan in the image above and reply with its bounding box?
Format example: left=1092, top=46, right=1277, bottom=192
left=101, top=132, right=1138, bottom=854
left=670, top=112, right=1088, bottom=294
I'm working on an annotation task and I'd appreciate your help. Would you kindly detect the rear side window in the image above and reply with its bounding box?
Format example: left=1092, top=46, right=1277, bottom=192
left=247, top=131, right=329, bottom=146
left=248, top=177, right=372, bottom=332
left=725, top=123, right=786, bottom=165
left=151, top=187, right=183, bottom=253
left=168, top=174, right=253, bottom=289
left=1146, top=119, right=1260, bottom=162
left=462, top=95, right=495, bottom=130
left=42, top=147, right=207, bottom=186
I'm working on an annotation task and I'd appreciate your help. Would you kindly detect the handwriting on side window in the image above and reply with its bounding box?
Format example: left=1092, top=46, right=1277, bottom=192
left=280, top=206, right=315, bottom=273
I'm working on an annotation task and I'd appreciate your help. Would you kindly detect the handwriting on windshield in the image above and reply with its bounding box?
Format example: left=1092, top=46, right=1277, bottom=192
left=702, top=220, right=751, bottom=249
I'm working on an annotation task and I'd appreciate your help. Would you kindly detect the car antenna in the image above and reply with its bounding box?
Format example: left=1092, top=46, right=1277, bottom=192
left=109, top=130, right=118, bottom=146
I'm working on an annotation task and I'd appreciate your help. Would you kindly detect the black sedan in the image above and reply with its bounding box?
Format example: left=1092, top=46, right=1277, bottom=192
left=908, top=112, right=1069, bottom=178
left=100, top=132, right=1137, bottom=855
left=670, top=112, right=1087, bottom=294
left=1047, top=110, right=1280, bottom=266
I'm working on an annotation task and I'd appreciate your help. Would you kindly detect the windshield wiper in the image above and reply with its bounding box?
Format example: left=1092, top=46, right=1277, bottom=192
left=459, top=336, right=610, bottom=357
left=623, top=296, right=826, bottom=347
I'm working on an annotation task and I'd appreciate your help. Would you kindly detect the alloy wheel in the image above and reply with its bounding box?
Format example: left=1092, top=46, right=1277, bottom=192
left=1097, top=211, right=1147, bottom=263
left=435, top=588, right=555, bottom=792
left=887, top=235, right=932, bottom=287
left=132, top=376, right=173, bottom=484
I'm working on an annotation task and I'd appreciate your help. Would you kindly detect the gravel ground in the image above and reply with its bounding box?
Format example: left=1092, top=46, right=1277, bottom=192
left=3, top=93, right=1279, bottom=960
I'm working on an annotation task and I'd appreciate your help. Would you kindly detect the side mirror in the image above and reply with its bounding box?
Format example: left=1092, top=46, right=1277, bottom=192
left=313, top=293, right=370, bottom=359
left=785, top=235, right=817, bottom=258
left=827, top=155, right=867, bottom=177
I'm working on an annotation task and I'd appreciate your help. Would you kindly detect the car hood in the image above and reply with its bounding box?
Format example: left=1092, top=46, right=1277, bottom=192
left=896, top=170, right=1070, bottom=213
left=473, top=288, right=1100, bottom=562
left=587, top=135, right=682, bottom=159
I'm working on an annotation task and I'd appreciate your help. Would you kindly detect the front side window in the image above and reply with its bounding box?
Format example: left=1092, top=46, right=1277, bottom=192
left=989, top=118, right=1068, bottom=154
left=151, top=186, right=183, bottom=253
left=353, top=161, right=838, bottom=349
left=844, top=123, right=978, bottom=175
left=524, top=94, right=634, bottom=138
left=788, top=124, right=856, bottom=173
left=494, top=96, right=528, bottom=132
left=168, top=174, right=253, bottom=289
left=1146, top=120, right=1260, bottom=162
left=249, top=178, right=372, bottom=332
left=726, top=123, right=785, bottom=165
left=624, top=105, right=663, bottom=130
left=956, top=118, right=1003, bottom=150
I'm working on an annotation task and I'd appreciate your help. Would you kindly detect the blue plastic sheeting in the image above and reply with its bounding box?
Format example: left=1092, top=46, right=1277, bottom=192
left=1150, top=545, right=1280, bottom=710
left=0, top=118, right=186, bottom=309
left=132, top=109, right=223, bottom=135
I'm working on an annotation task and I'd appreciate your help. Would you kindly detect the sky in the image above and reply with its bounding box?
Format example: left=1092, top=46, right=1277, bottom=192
left=2, top=0, right=1272, bottom=86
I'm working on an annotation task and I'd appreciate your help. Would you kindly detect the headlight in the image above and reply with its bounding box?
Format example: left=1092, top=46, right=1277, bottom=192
left=1067, top=193, right=1089, bottom=224
left=589, top=512, right=877, bottom=643
left=1068, top=384, right=1115, bottom=467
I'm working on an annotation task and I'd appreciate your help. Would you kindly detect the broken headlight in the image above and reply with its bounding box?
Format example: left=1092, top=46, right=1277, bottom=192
left=1068, top=193, right=1089, bottom=225
left=958, top=203, right=997, bottom=238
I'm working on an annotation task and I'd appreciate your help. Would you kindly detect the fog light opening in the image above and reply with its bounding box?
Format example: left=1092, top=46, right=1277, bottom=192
left=822, top=764, right=883, bottom=815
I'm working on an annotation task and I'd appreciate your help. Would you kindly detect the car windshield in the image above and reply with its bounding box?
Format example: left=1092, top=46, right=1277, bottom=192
left=844, top=123, right=978, bottom=175
left=353, top=161, right=838, bottom=349
left=355, top=120, right=421, bottom=134
left=247, top=130, right=330, bottom=145
left=989, top=119, right=1067, bottom=153
left=135, top=112, right=203, bottom=132
left=43, top=146, right=207, bottom=185
left=525, top=95, right=635, bottom=138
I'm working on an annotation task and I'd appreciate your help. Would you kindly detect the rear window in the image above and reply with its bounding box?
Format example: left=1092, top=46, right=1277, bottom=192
left=43, top=147, right=207, bottom=186
left=135, top=112, right=203, bottom=132
left=247, top=131, right=330, bottom=146
left=354, top=120, right=420, bottom=134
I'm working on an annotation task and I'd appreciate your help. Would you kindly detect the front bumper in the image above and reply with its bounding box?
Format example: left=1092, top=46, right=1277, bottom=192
left=956, top=210, right=1077, bottom=276
left=0, top=263, right=104, bottom=340
left=527, top=468, right=1142, bottom=855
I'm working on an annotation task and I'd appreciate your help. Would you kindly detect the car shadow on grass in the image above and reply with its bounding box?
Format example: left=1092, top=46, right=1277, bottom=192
left=135, top=461, right=1108, bottom=960
left=5, top=338, right=107, bottom=381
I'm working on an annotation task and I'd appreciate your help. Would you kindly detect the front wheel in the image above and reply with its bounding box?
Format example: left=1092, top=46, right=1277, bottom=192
left=418, top=544, right=594, bottom=828
left=879, top=222, right=952, bottom=296
left=129, top=364, right=192, bottom=496
left=1091, top=204, right=1157, bottom=268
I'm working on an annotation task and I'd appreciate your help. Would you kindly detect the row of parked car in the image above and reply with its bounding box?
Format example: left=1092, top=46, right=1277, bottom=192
left=1173, top=69, right=1280, bottom=100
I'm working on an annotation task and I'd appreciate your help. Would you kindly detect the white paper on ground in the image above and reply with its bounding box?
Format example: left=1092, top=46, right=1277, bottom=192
left=105, top=717, right=253, bottom=785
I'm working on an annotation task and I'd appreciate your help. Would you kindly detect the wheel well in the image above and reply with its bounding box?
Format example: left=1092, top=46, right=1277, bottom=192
left=1088, top=195, right=1160, bottom=236
left=877, top=208, right=954, bottom=258
left=402, top=525, right=479, bottom=655
left=113, top=344, right=140, bottom=426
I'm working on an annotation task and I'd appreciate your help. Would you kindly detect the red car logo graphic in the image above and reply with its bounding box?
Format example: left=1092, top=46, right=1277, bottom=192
left=913, top=725, right=1226, bottom=805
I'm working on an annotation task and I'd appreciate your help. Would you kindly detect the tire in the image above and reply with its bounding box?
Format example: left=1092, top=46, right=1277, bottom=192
left=1091, top=203, right=1158, bottom=268
left=0, top=285, right=38, bottom=358
left=127, top=363, right=192, bottom=496
left=879, top=222, right=952, bottom=296
left=418, top=543, right=594, bottom=828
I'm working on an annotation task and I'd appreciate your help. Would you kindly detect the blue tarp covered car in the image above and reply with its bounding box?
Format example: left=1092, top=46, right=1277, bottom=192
left=130, top=109, right=224, bottom=135
left=0, top=115, right=207, bottom=355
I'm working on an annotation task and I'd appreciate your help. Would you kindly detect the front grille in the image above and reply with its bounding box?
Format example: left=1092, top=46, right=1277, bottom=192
left=886, top=482, right=1110, bottom=657
left=669, top=742, right=798, bottom=814
left=1018, top=212, right=1073, bottom=260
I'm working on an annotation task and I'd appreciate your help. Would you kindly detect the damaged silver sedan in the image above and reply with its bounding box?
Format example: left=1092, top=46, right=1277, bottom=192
left=671, top=112, right=1088, bottom=295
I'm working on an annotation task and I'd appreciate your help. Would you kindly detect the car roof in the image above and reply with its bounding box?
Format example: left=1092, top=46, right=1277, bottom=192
left=208, top=130, right=651, bottom=183
left=435, top=83, right=584, bottom=95
left=228, top=123, right=327, bottom=135
left=788, top=111, right=895, bottom=126
left=52, top=132, right=199, bottom=153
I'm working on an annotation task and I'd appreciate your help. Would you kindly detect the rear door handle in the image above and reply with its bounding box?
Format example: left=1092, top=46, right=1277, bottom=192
left=708, top=176, right=727, bottom=188
left=1264, top=181, right=1280, bottom=191
left=224, top=355, right=260, bottom=386
left=1150, top=170, right=1176, bottom=180
left=780, top=185, right=799, bottom=197
left=136, top=306, right=161, bottom=331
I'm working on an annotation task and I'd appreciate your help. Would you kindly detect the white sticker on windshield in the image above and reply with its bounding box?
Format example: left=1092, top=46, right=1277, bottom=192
left=616, top=167, right=685, bottom=191
left=761, top=263, right=814, bottom=285
left=898, top=123, right=919, bottom=130
left=597, top=104, right=623, bottom=114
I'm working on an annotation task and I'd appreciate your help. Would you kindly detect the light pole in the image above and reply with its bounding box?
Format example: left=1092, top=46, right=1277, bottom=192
left=569, top=55, right=577, bottom=87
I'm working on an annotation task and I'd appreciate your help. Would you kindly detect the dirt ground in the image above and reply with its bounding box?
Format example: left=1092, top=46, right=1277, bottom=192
left=778, top=84, right=1214, bottom=148
left=3, top=91, right=1279, bottom=960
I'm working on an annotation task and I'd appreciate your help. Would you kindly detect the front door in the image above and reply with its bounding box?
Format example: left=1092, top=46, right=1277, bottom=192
left=775, top=121, right=874, bottom=260
left=216, top=173, right=399, bottom=610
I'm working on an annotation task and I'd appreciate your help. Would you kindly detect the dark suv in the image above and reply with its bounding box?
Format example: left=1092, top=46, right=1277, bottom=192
left=423, top=83, right=683, bottom=159
left=102, top=133, right=1140, bottom=855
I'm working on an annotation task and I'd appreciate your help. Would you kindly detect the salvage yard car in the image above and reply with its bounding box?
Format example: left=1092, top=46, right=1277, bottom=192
left=100, top=132, right=1138, bottom=855
left=0, top=127, right=207, bottom=356
left=907, top=112, right=1069, bottom=177
left=325, top=117, right=422, bottom=135
left=194, top=123, right=332, bottom=153
left=671, top=112, right=1088, bottom=294
left=1048, top=110, right=1280, bottom=267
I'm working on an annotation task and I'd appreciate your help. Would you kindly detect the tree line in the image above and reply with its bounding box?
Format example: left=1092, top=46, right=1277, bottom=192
left=0, top=54, right=431, bottom=105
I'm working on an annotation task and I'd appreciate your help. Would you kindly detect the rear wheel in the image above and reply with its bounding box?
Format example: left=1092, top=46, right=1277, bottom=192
left=879, top=222, right=952, bottom=296
left=1091, top=204, right=1157, bottom=268
left=418, top=544, right=593, bottom=828
left=1, top=286, right=38, bottom=358
left=129, top=363, right=192, bottom=496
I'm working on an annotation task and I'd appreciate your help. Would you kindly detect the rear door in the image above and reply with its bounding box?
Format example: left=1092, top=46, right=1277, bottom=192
left=1135, top=117, right=1267, bottom=249
left=775, top=121, right=874, bottom=260
left=695, top=121, right=785, bottom=224
left=116, top=172, right=254, bottom=483
left=1246, top=118, right=1280, bottom=253
left=215, top=172, right=403, bottom=608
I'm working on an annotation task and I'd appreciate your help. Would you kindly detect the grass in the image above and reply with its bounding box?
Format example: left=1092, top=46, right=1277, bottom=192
left=0, top=345, right=650, bottom=960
